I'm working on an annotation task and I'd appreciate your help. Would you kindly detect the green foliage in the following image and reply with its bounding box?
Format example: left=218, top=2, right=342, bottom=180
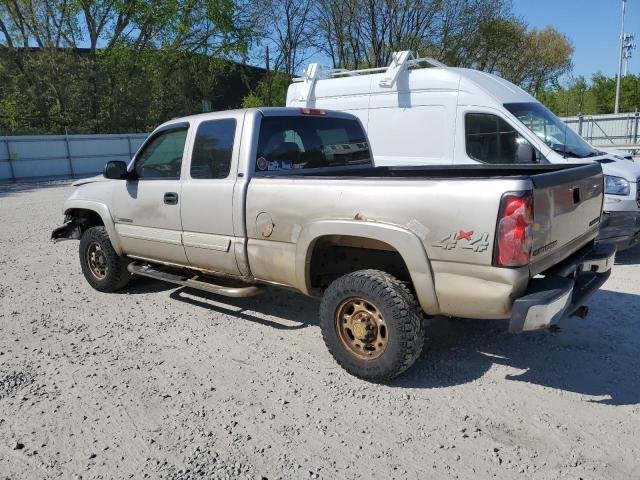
left=0, top=48, right=264, bottom=134
left=0, top=0, right=260, bottom=134
left=241, top=71, right=289, bottom=107
left=538, top=74, right=640, bottom=116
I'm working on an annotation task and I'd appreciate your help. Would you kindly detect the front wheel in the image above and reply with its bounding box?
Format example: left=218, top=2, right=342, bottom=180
left=79, top=226, right=131, bottom=292
left=319, top=269, right=425, bottom=382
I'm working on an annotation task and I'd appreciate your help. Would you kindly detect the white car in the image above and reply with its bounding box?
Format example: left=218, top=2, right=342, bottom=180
left=287, top=51, right=640, bottom=250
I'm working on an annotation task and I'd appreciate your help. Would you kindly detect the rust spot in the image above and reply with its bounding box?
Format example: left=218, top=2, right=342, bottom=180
left=353, top=212, right=367, bottom=221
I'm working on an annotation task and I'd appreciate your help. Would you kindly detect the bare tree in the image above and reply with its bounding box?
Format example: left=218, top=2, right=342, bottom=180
left=253, top=0, right=315, bottom=78
left=313, top=0, right=440, bottom=69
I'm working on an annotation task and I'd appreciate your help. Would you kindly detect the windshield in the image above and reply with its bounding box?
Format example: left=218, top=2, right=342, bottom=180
left=504, top=102, right=599, bottom=159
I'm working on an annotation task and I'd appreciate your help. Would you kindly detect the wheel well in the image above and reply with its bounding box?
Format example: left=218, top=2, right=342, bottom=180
left=308, top=235, right=411, bottom=292
left=66, top=208, right=104, bottom=232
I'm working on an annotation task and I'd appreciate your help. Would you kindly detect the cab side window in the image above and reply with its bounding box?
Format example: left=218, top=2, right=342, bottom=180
left=135, top=127, right=188, bottom=179
left=465, top=113, right=536, bottom=164
left=190, top=119, right=236, bottom=179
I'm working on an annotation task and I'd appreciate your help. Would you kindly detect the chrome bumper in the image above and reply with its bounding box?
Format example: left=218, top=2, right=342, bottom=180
left=509, top=243, right=616, bottom=333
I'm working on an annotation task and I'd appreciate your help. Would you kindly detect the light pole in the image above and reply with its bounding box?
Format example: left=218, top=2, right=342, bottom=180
left=614, top=0, right=626, bottom=114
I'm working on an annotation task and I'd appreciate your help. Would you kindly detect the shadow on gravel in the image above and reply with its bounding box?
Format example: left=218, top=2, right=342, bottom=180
left=0, top=179, right=73, bottom=197
left=124, top=275, right=176, bottom=294
left=393, top=288, right=640, bottom=406
left=169, top=286, right=318, bottom=330
left=614, top=243, right=640, bottom=265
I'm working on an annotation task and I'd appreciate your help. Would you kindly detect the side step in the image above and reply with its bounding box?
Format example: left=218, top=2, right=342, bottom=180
left=127, top=262, right=264, bottom=298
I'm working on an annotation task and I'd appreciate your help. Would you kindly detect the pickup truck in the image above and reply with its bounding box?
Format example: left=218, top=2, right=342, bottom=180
left=52, top=107, right=616, bottom=381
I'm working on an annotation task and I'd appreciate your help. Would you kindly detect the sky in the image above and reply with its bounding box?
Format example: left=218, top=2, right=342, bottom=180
left=512, top=0, right=639, bottom=80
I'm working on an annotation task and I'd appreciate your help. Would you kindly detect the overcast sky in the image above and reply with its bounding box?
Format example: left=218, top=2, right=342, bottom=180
left=513, top=0, right=639, bottom=79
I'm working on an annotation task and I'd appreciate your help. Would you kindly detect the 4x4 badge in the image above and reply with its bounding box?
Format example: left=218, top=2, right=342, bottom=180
left=433, top=230, right=490, bottom=252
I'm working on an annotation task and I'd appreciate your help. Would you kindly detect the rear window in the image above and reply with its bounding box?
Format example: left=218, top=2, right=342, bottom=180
left=255, top=116, right=372, bottom=173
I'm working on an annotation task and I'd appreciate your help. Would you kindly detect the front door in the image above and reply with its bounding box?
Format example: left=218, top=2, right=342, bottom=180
left=180, top=117, right=241, bottom=276
left=111, top=124, right=190, bottom=265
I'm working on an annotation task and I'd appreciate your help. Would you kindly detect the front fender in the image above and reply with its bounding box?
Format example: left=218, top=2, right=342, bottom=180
left=62, top=199, right=123, bottom=255
left=295, top=220, right=439, bottom=315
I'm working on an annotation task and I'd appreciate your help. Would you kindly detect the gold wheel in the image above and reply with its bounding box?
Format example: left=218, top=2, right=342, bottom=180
left=335, top=297, right=389, bottom=360
left=86, top=241, right=108, bottom=280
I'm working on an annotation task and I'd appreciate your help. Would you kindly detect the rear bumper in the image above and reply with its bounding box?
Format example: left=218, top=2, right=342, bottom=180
left=597, top=211, right=640, bottom=251
left=509, top=242, right=616, bottom=333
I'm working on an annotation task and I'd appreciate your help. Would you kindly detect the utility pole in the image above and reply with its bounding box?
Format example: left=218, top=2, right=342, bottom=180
left=615, top=0, right=626, bottom=114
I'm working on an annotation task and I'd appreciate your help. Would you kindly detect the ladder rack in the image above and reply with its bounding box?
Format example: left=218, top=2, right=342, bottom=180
left=291, top=50, right=446, bottom=103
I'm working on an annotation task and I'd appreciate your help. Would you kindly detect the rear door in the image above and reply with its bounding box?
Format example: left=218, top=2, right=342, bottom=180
left=530, top=164, right=604, bottom=274
left=111, top=123, right=189, bottom=265
left=180, top=115, right=242, bottom=276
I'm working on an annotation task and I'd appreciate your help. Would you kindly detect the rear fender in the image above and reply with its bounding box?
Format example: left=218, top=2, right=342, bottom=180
left=296, top=219, right=439, bottom=315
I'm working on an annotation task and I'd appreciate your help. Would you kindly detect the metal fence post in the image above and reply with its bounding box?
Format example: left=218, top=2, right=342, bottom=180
left=633, top=111, right=639, bottom=144
left=127, top=136, right=133, bottom=159
left=4, top=139, right=15, bottom=181
left=64, top=134, right=75, bottom=178
left=578, top=114, right=584, bottom=137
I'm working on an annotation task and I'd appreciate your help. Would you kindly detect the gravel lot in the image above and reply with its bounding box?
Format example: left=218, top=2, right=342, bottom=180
left=0, top=181, right=639, bottom=480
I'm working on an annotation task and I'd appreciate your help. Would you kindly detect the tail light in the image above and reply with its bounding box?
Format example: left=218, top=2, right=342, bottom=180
left=299, top=108, right=326, bottom=115
left=494, top=191, right=533, bottom=267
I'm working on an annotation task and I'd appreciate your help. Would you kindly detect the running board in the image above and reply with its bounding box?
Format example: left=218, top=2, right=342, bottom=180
left=127, top=262, right=264, bottom=298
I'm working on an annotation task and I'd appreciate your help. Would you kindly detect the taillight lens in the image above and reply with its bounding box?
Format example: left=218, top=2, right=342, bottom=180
left=494, top=192, right=533, bottom=267
left=299, top=108, right=326, bottom=115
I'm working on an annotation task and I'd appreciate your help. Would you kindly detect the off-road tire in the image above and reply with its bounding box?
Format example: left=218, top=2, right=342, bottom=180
left=79, top=226, right=131, bottom=292
left=319, top=269, right=425, bottom=382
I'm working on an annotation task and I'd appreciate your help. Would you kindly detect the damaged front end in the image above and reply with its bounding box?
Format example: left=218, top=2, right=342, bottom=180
left=51, top=216, right=82, bottom=243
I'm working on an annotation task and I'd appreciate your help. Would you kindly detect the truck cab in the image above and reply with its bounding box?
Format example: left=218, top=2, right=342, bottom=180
left=286, top=51, right=640, bottom=250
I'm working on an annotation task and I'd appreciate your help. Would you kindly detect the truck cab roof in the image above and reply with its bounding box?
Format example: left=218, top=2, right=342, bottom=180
left=155, top=107, right=359, bottom=132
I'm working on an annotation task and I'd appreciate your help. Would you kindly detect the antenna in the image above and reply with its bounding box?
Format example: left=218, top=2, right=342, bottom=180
left=615, top=0, right=627, bottom=114
left=623, top=33, right=636, bottom=76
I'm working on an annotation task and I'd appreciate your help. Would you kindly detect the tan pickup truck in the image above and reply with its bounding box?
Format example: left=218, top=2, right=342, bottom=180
left=52, top=107, right=615, bottom=381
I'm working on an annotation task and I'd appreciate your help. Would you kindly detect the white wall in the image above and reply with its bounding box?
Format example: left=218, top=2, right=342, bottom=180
left=0, top=133, right=148, bottom=181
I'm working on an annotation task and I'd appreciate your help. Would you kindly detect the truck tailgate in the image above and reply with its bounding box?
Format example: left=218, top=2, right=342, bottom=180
left=529, top=163, right=604, bottom=275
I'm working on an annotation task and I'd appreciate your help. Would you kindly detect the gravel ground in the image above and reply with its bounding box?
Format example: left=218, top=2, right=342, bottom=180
left=0, top=181, right=639, bottom=480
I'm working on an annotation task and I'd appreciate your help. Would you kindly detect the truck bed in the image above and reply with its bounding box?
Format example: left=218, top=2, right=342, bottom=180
left=247, top=161, right=604, bottom=291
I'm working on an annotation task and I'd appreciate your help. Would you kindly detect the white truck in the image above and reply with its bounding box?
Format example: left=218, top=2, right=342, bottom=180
left=287, top=51, right=640, bottom=250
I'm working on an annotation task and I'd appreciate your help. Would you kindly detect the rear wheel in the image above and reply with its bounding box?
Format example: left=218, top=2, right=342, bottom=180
left=319, top=269, right=425, bottom=382
left=79, top=226, right=131, bottom=292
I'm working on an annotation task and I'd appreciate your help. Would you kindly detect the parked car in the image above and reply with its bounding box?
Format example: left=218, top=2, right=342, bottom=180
left=52, top=107, right=615, bottom=381
left=286, top=51, right=640, bottom=250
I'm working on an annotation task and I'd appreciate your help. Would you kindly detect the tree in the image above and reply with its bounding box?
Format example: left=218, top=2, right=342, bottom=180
left=0, top=0, right=260, bottom=134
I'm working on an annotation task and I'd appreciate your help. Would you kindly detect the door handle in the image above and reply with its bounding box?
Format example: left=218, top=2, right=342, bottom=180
left=164, top=192, right=179, bottom=205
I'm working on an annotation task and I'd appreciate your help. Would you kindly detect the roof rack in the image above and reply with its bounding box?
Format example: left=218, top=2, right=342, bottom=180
left=291, top=50, right=446, bottom=102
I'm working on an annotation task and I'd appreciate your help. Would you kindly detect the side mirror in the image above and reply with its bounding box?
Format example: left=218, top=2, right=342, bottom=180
left=516, top=143, right=536, bottom=163
left=103, top=160, right=128, bottom=180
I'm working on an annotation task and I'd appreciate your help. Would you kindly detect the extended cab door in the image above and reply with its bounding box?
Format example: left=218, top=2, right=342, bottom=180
left=179, top=114, right=242, bottom=276
left=111, top=123, right=190, bottom=265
